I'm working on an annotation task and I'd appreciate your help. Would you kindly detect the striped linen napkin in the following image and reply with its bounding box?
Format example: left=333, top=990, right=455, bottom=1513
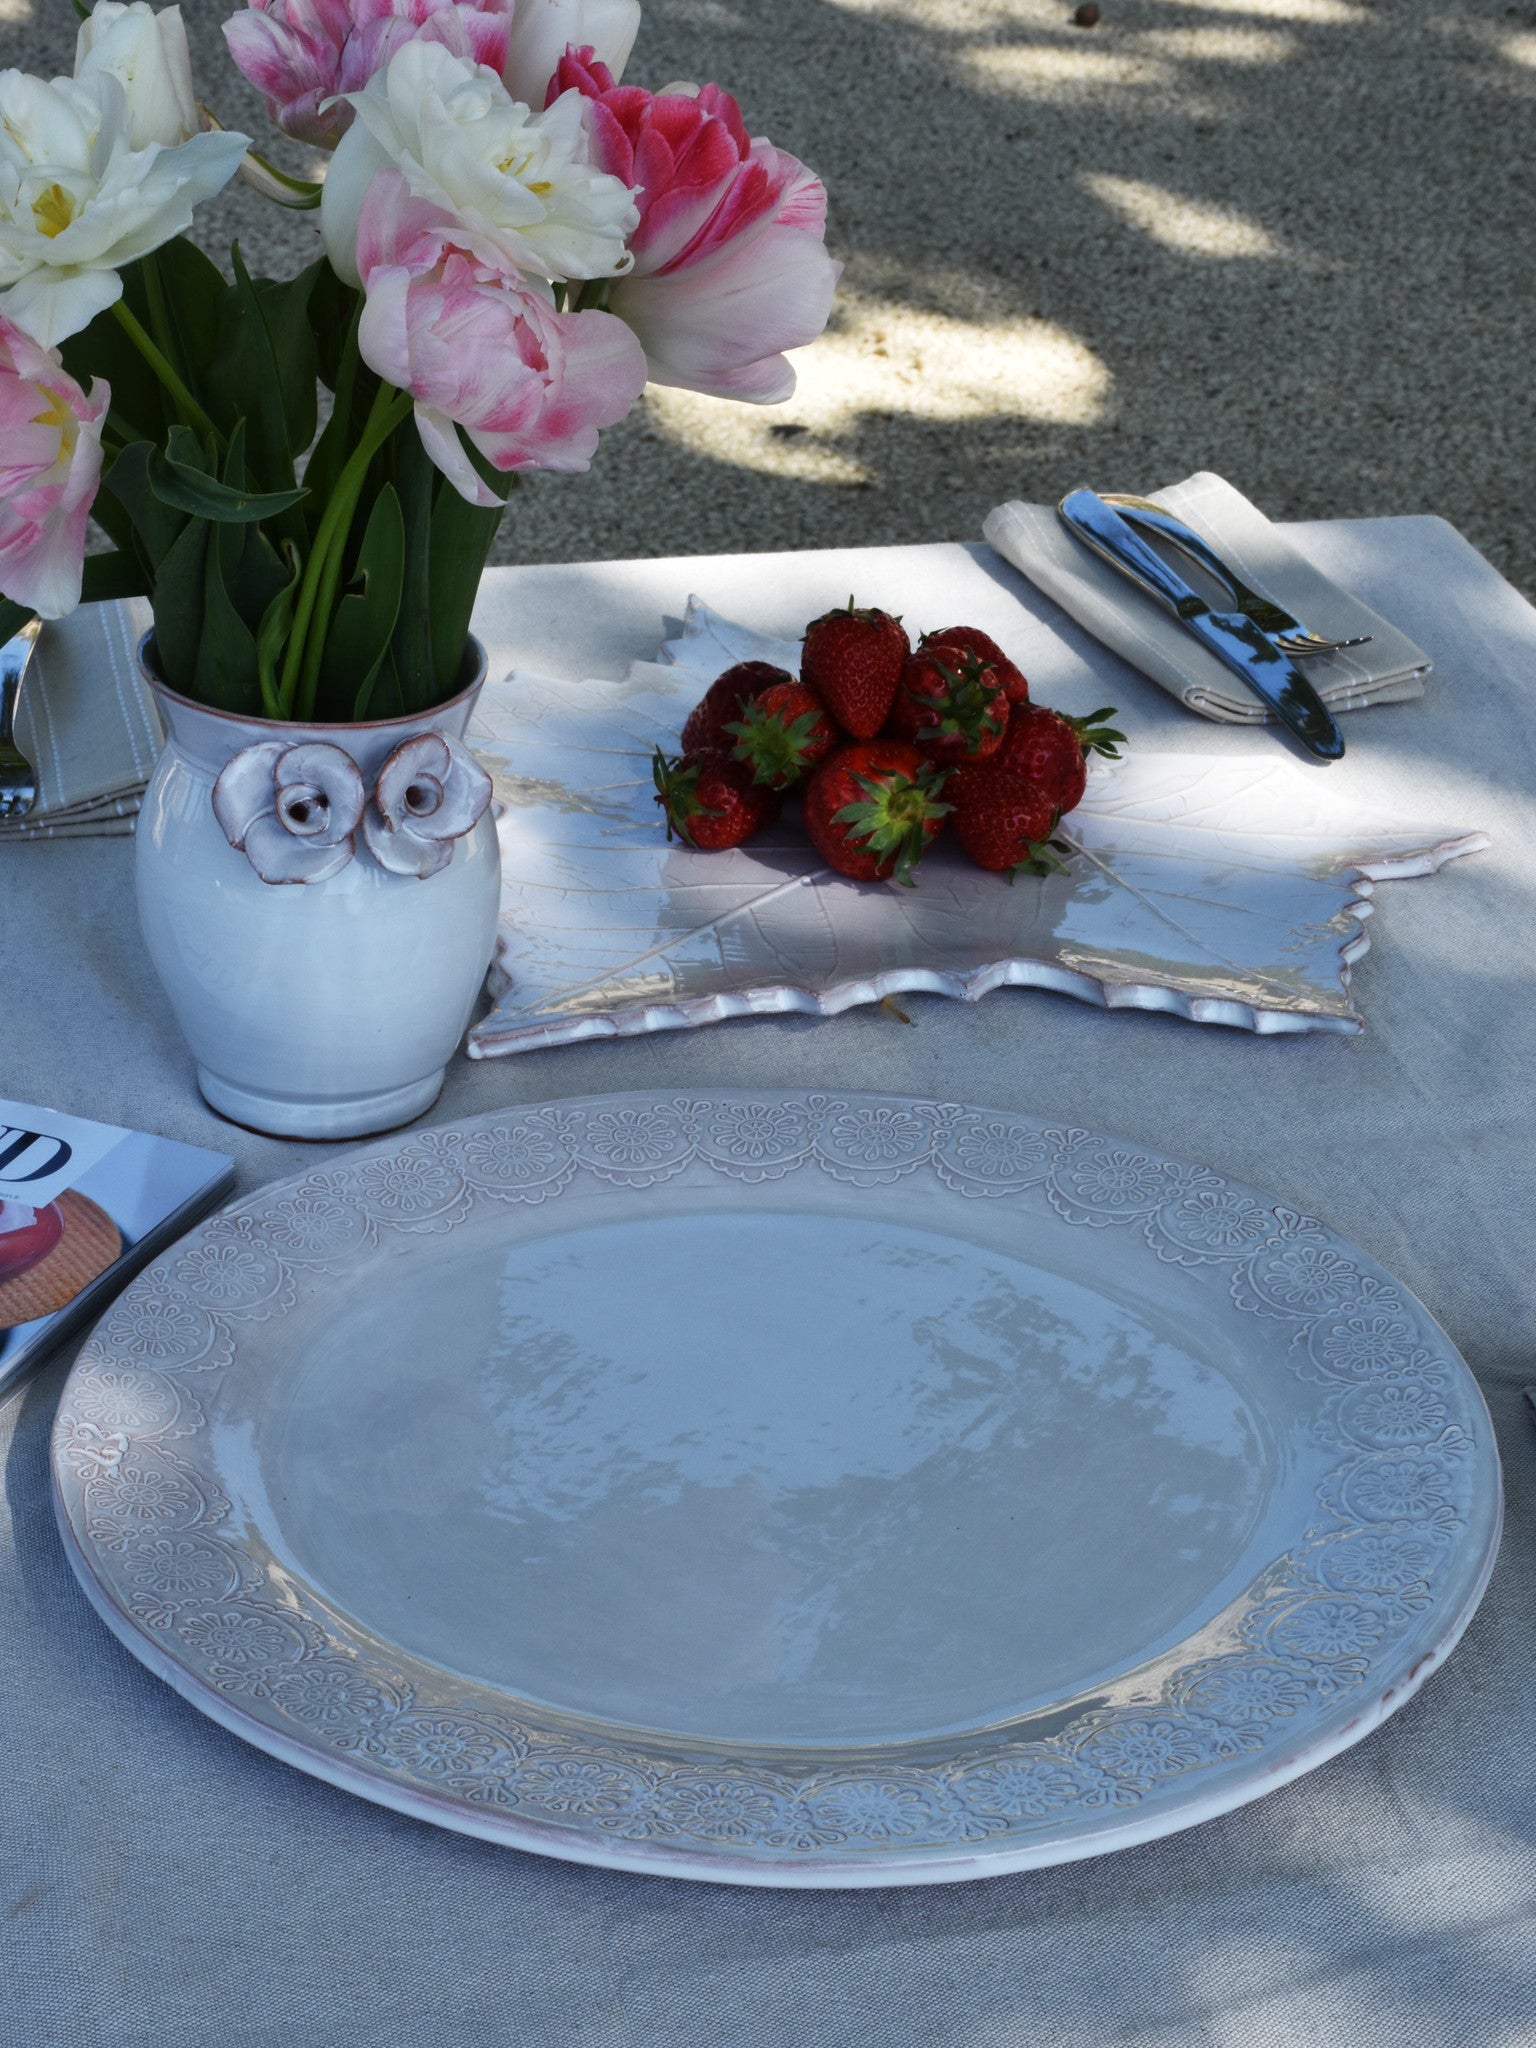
left=983, top=472, right=1432, bottom=724
left=1, top=598, right=159, bottom=841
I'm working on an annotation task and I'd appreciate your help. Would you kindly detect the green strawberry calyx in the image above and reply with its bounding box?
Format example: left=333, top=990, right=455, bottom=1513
left=1007, top=834, right=1074, bottom=884
left=906, top=650, right=1007, bottom=752
left=651, top=747, right=723, bottom=846
left=725, top=703, right=825, bottom=789
left=804, top=595, right=903, bottom=638
left=832, top=761, right=952, bottom=885
left=1065, top=706, right=1127, bottom=759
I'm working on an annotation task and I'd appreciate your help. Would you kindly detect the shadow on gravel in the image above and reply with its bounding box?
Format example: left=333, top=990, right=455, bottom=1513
left=2, top=0, right=1532, bottom=584
left=555, top=0, right=1536, bottom=592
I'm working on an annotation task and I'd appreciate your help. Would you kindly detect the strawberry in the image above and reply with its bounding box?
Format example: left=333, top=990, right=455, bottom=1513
left=681, top=662, right=793, bottom=756
left=887, top=645, right=1009, bottom=762
left=802, top=740, right=951, bottom=884
left=726, top=681, right=839, bottom=789
left=995, top=702, right=1125, bottom=817
left=800, top=600, right=909, bottom=738
left=948, top=759, right=1069, bottom=878
left=652, top=747, right=780, bottom=850
left=921, top=625, right=1030, bottom=707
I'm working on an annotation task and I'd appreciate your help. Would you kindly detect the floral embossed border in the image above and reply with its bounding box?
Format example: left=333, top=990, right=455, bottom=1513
left=52, top=1094, right=1495, bottom=1870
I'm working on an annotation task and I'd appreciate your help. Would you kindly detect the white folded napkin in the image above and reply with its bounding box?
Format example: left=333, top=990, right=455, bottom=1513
left=983, top=472, right=1431, bottom=724
left=0, top=597, right=159, bottom=840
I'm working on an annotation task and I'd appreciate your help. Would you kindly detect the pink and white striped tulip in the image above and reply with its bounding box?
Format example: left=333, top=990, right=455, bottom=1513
left=321, top=42, right=637, bottom=288
left=223, top=0, right=513, bottom=149
left=0, top=316, right=108, bottom=619
left=552, top=52, right=839, bottom=403
left=355, top=169, right=647, bottom=502
left=502, top=0, right=638, bottom=107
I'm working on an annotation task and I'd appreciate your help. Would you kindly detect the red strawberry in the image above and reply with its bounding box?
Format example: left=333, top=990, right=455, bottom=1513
left=800, top=600, right=909, bottom=739
left=887, top=645, right=1009, bottom=762
left=681, top=662, right=793, bottom=755
left=949, top=759, right=1069, bottom=878
left=921, top=626, right=1030, bottom=707
left=726, top=681, right=839, bottom=789
left=652, top=748, right=780, bottom=850
left=802, top=739, right=951, bottom=884
left=995, top=702, right=1125, bottom=817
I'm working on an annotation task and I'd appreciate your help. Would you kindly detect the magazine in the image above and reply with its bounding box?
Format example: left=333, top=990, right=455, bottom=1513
left=0, top=1101, right=235, bottom=1399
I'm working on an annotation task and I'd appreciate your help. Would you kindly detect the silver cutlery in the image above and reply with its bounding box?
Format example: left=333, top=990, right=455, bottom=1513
left=0, top=617, right=41, bottom=819
left=1102, top=493, right=1372, bottom=661
left=1057, top=488, right=1345, bottom=762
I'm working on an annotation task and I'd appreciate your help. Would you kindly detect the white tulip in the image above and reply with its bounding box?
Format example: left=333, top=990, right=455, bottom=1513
left=74, top=1, right=199, bottom=150
left=322, top=41, right=638, bottom=290
left=0, top=67, right=248, bottom=347
left=501, top=0, right=641, bottom=107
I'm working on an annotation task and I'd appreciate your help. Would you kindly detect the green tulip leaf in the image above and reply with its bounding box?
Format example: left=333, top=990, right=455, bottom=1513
left=216, top=422, right=293, bottom=636
left=315, top=483, right=405, bottom=722
left=428, top=467, right=508, bottom=699
left=194, top=518, right=263, bottom=715
left=59, top=277, right=164, bottom=440
left=203, top=247, right=319, bottom=501
left=149, top=238, right=227, bottom=387
left=256, top=540, right=302, bottom=722
left=148, top=429, right=306, bottom=524
left=80, top=551, right=150, bottom=605
left=104, top=441, right=187, bottom=570
left=390, top=429, right=436, bottom=711
left=150, top=518, right=209, bottom=692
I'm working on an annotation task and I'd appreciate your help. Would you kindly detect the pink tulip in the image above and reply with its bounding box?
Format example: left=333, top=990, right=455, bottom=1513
left=0, top=316, right=108, bottom=620
left=502, top=0, right=638, bottom=108
left=223, top=0, right=512, bottom=149
left=551, top=51, right=839, bottom=402
left=355, top=169, right=648, bottom=502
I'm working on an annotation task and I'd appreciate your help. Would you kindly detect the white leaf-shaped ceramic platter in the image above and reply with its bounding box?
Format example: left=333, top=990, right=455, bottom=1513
left=52, top=1092, right=1501, bottom=1886
left=465, top=603, right=1484, bottom=1057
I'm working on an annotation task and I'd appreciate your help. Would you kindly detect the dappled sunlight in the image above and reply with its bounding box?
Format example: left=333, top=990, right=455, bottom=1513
left=954, top=22, right=1291, bottom=115
left=819, top=0, right=1061, bottom=27
left=1146, top=0, right=1369, bottom=21
left=826, top=0, right=1357, bottom=26
left=641, top=288, right=1112, bottom=484
left=1422, top=17, right=1536, bottom=99
left=1084, top=173, right=1284, bottom=260
left=958, top=42, right=1191, bottom=108
left=1137, top=25, right=1296, bottom=66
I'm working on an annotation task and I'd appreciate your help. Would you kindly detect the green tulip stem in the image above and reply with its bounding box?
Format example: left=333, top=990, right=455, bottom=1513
left=281, top=381, right=411, bottom=720
left=109, top=297, right=221, bottom=447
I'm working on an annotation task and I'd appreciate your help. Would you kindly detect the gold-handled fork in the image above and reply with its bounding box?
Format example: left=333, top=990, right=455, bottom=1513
left=0, top=617, right=41, bottom=819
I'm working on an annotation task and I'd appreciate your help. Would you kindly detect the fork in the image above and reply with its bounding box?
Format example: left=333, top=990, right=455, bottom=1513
left=0, top=616, right=42, bottom=819
left=1102, top=494, right=1372, bottom=660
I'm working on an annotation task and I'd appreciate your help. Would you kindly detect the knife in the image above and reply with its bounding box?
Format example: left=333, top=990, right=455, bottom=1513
left=1056, top=488, right=1345, bottom=762
left=1100, top=493, right=1372, bottom=661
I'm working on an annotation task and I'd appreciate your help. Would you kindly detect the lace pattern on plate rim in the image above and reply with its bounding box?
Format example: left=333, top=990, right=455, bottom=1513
left=53, top=1095, right=1482, bottom=1859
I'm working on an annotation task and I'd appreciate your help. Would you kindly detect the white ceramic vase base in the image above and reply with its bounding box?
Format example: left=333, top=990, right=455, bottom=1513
left=134, top=639, right=499, bottom=1142
left=194, top=1064, right=446, bottom=1142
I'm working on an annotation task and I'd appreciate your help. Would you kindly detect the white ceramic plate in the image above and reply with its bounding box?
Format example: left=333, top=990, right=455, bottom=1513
left=467, top=603, right=1485, bottom=1056
left=53, top=1092, right=1500, bottom=1886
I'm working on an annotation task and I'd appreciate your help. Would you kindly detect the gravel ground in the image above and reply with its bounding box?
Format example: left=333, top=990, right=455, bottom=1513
left=7, top=0, right=1536, bottom=592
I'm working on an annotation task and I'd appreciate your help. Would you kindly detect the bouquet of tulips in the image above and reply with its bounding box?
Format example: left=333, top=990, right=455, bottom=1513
left=0, top=0, right=838, bottom=722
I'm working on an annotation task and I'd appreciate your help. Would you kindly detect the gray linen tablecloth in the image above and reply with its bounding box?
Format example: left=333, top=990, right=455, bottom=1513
left=4, top=519, right=1534, bottom=2047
